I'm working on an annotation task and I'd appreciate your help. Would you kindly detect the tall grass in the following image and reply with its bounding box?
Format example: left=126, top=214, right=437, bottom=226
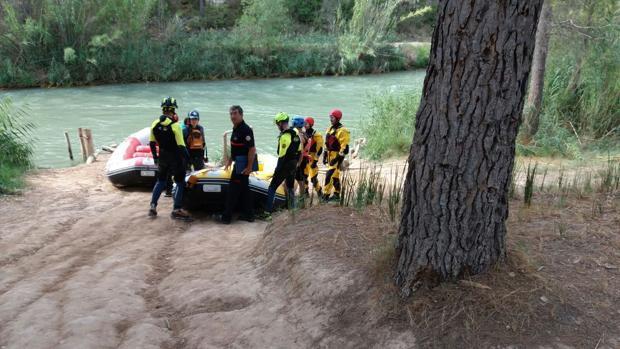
left=0, top=97, right=34, bottom=194
left=517, top=4, right=619, bottom=158
left=339, top=164, right=406, bottom=222
left=361, top=89, right=421, bottom=160
left=524, top=163, right=537, bottom=206
left=599, top=156, right=620, bottom=193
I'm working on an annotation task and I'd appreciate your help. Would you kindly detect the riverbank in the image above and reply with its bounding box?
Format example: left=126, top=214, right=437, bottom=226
left=0, top=32, right=430, bottom=89
left=1, top=154, right=618, bottom=348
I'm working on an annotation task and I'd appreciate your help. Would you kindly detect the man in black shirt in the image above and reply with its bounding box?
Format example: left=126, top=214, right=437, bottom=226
left=221, top=105, right=256, bottom=224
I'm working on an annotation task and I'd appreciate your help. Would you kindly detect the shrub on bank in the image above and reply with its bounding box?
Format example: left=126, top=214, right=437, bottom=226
left=361, top=89, right=421, bottom=160
left=0, top=98, right=34, bottom=194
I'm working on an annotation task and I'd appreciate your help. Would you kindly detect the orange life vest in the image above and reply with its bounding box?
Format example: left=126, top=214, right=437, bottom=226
left=187, top=128, right=204, bottom=150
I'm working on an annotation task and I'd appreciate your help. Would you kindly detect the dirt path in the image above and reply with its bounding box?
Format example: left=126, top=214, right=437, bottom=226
left=0, top=158, right=412, bottom=349
left=3, top=155, right=617, bottom=349
left=0, top=159, right=290, bottom=348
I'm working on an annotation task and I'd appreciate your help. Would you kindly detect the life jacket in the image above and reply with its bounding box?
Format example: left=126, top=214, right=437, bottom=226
left=305, top=128, right=322, bottom=154
left=326, top=124, right=348, bottom=154
left=296, top=128, right=308, bottom=147
left=152, top=116, right=178, bottom=152
left=187, top=127, right=204, bottom=150
left=278, top=128, right=301, bottom=162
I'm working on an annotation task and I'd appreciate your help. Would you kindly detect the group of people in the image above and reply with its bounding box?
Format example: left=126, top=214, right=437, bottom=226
left=147, top=97, right=350, bottom=223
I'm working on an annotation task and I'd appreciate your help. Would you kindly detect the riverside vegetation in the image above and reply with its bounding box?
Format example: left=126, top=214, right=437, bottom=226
left=361, top=0, right=618, bottom=161
left=0, top=97, right=33, bottom=193
left=0, top=0, right=431, bottom=88
left=0, top=0, right=434, bottom=191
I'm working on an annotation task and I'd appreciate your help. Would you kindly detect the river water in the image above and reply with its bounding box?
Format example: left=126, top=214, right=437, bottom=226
left=2, top=71, right=425, bottom=168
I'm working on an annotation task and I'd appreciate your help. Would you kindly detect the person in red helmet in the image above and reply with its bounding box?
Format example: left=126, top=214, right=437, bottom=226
left=322, top=109, right=350, bottom=202
left=302, top=116, right=324, bottom=197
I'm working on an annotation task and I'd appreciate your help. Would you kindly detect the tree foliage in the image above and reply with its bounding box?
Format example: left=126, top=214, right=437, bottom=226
left=235, top=0, right=294, bottom=38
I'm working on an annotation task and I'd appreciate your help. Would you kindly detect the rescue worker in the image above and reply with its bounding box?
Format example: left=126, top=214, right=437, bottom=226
left=183, top=109, right=207, bottom=171
left=148, top=97, right=192, bottom=221
left=322, top=108, right=350, bottom=202
left=221, top=105, right=256, bottom=224
left=164, top=112, right=181, bottom=197
left=264, top=112, right=301, bottom=216
left=303, top=116, right=323, bottom=196
left=291, top=115, right=308, bottom=195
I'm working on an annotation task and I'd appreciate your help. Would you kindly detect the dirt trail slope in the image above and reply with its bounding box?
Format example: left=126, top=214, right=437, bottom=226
left=0, top=158, right=412, bottom=349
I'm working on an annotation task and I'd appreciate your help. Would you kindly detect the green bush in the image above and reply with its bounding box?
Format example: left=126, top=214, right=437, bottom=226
left=396, top=5, right=437, bottom=39
left=517, top=0, right=619, bottom=158
left=0, top=97, right=34, bottom=194
left=361, top=90, right=421, bottom=160
left=542, top=40, right=620, bottom=140
left=286, top=0, right=322, bottom=26
left=235, top=0, right=294, bottom=38
left=185, top=3, right=242, bottom=30
left=516, top=110, right=582, bottom=159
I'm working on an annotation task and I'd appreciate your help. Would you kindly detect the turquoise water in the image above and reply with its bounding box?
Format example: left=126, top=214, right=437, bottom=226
left=2, top=71, right=425, bottom=168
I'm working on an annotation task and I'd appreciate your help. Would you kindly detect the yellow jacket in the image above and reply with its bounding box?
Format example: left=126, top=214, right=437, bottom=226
left=149, top=116, right=185, bottom=152
left=305, top=129, right=324, bottom=160
left=325, top=123, right=350, bottom=156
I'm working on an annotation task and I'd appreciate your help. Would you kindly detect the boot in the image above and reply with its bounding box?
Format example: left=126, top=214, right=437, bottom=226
left=329, top=193, right=340, bottom=203
left=148, top=203, right=157, bottom=217
left=171, top=209, right=193, bottom=222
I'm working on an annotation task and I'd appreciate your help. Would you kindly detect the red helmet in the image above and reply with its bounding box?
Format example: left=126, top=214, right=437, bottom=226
left=304, top=117, right=314, bottom=127
left=329, top=109, right=342, bottom=121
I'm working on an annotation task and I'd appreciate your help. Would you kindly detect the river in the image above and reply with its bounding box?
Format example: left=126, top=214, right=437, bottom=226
left=2, top=71, right=425, bottom=168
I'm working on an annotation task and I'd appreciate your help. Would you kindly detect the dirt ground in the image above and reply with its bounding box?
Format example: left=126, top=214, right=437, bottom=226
left=0, top=157, right=413, bottom=349
left=1, top=155, right=618, bottom=348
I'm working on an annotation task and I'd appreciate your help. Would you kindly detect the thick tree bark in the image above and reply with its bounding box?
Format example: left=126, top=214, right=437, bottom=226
left=523, top=0, right=552, bottom=140
left=395, top=0, right=543, bottom=296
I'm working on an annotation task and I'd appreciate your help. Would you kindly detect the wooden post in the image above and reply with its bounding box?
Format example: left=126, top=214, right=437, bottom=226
left=83, top=128, right=95, bottom=158
left=78, top=128, right=87, bottom=161
left=78, top=128, right=95, bottom=162
left=64, top=131, right=74, bottom=160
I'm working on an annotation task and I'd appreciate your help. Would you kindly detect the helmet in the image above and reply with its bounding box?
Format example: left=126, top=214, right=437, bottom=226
left=329, top=109, right=342, bottom=121
left=161, top=97, right=178, bottom=109
left=304, top=117, right=314, bottom=127
left=188, top=109, right=200, bottom=120
left=274, top=112, right=289, bottom=124
left=292, top=115, right=305, bottom=129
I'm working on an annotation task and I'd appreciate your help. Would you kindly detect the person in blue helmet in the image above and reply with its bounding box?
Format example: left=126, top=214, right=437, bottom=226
left=291, top=115, right=309, bottom=196
left=183, top=109, right=208, bottom=171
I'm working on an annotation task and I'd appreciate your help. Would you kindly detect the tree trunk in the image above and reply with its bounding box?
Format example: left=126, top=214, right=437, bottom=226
left=566, top=0, right=594, bottom=95
left=199, top=0, right=206, bottom=18
left=395, top=0, right=543, bottom=296
left=523, top=0, right=552, bottom=140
